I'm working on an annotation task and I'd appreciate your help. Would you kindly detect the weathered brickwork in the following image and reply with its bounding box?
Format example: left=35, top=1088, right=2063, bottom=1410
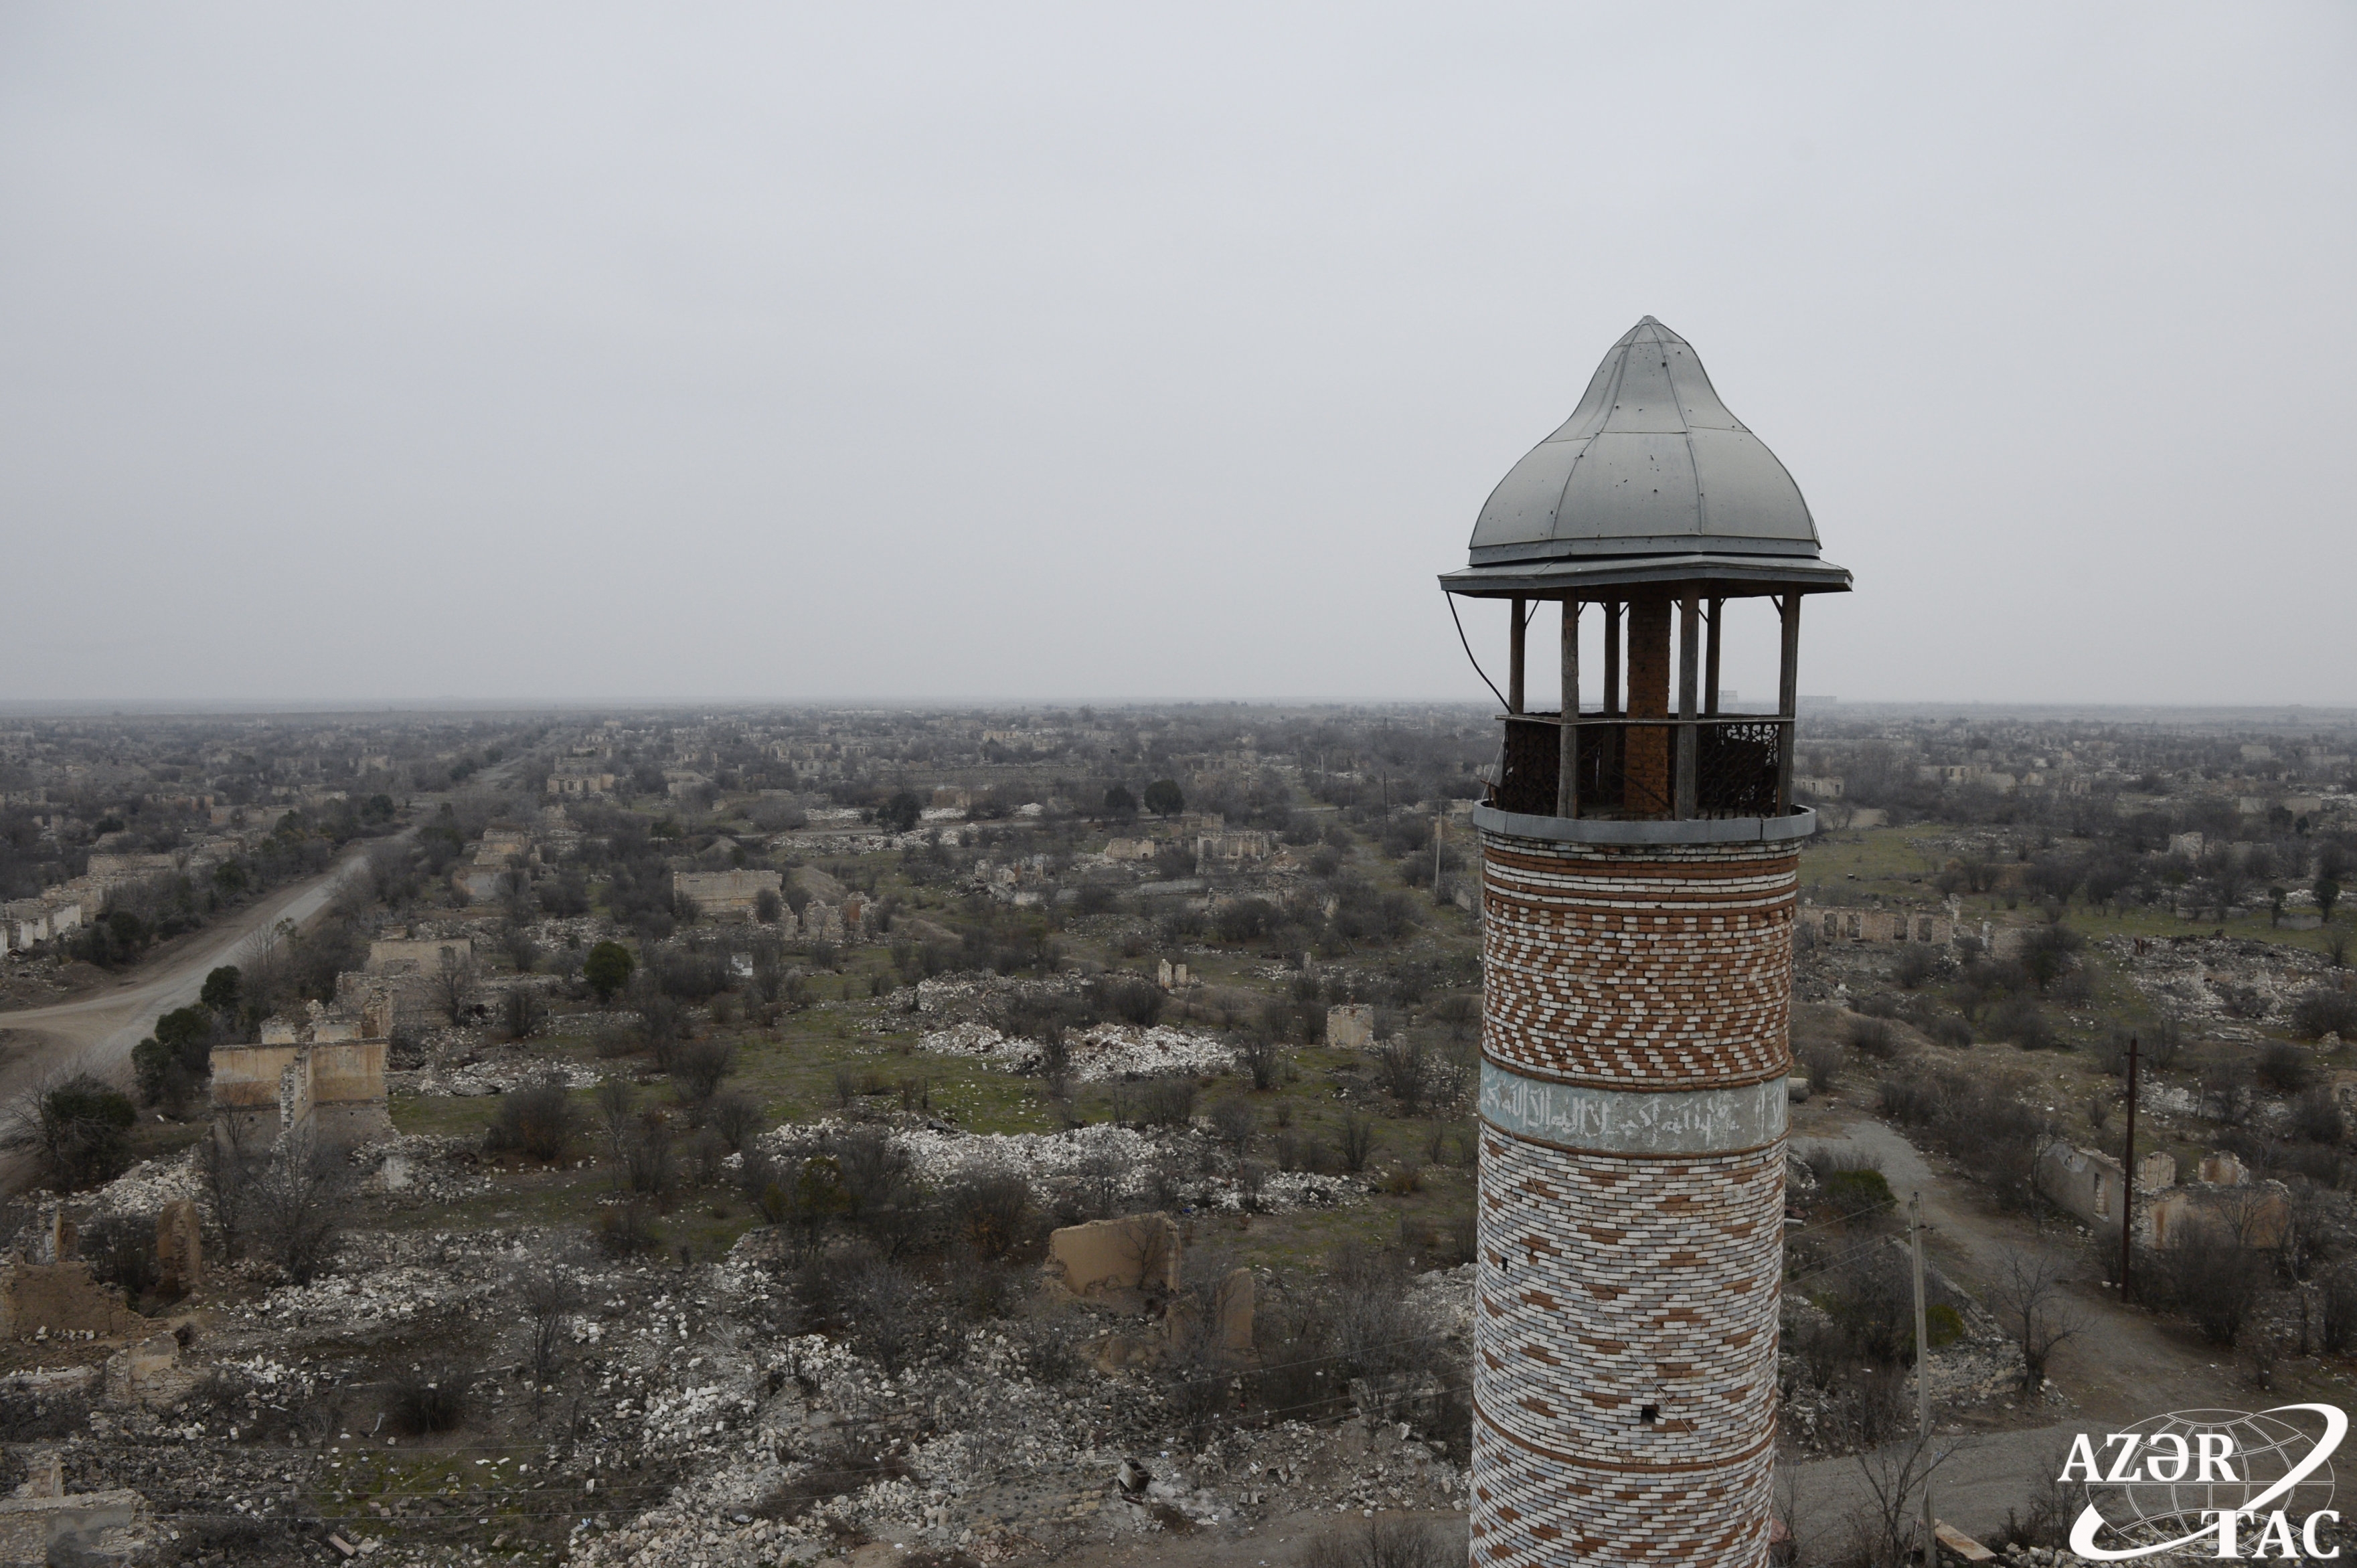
left=1472, top=825, right=1797, bottom=1568
left=1481, top=837, right=1797, bottom=1090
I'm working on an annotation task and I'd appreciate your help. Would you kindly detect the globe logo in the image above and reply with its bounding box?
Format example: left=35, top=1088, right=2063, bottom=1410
left=2066, top=1404, right=2346, bottom=1561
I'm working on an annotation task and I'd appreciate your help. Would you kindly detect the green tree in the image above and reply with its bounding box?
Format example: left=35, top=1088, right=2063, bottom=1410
left=1143, top=778, right=1185, bottom=818
left=155, top=1005, right=213, bottom=1061
left=200, top=965, right=242, bottom=1015
left=584, top=940, right=635, bottom=1003
left=36, top=1075, right=137, bottom=1189
left=877, top=791, right=923, bottom=834
left=135, top=1004, right=219, bottom=1110
left=1104, top=784, right=1137, bottom=819
left=2320, top=877, right=2342, bottom=923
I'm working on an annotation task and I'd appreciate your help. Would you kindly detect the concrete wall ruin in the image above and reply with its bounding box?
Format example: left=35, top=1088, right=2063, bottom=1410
left=211, top=987, right=393, bottom=1152
left=2036, top=1140, right=2289, bottom=1249
left=673, top=868, right=783, bottom=918
left=1805, top=907, right=1953, bottom=944
left=1326, top=1004, right=1375, bottom=1051
left=1045, top=1214, right=1180, bottom=1304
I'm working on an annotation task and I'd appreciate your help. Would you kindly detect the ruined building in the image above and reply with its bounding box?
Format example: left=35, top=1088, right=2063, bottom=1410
left=1441, top=317, right=1850, bottom=1567
left=210, top=984, right=394, bottom=1150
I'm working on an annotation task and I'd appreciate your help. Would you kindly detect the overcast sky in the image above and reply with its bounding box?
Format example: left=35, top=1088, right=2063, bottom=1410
left=2, top=4, right=2350, bottom=710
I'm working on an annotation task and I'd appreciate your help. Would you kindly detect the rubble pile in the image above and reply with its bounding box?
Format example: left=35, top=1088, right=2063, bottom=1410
left=768, top=1120, right=1365, bottom=1216
left=416, top=1051, right=606, bottom=1098
left=2101, top=933, right=2332, bottom=1035
left=550, top=1241, right=1470, bottom=1568
left=918, top=1021, right=1240, bottom=1081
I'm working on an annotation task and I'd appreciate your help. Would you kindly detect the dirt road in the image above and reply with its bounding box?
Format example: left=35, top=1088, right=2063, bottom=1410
left=0, top=843, right=379, bottom=1100
left=1781, top=1112, right=2281, bottom=1558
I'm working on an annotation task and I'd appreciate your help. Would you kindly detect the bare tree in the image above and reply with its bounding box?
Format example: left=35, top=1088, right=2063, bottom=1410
left=1989, top=1247, right=2084, bottom=1391
left=515, top=1253, right=584, bottom=1387
left=1372, top=1037, right=1433, bottom=1116
left=1846, top=1433, right=1958, bottom=1568
left=252, top=1132, right=351, bottom=1284
left=238, top=919, right=294, bottom=1015
left=1236, top=1030, right=1286, bottom=1092
left=430, top=948, right=479, bottom=1027
left=1335, top=1112, right=1378, bottom=1174
left=198, top=1116, right=261, bottom=1261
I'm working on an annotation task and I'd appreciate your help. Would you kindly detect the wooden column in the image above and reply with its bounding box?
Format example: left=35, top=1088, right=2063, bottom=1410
left=1624, top=595, right=1672, bottom=816
left=1507, top=598, right=1527, bottom=714
left=1556, top=600, right=1580, bottom=818
left=1777, top=592, right=1802, bottom=816
left=1704, top=597, right=1724, bottom=716
left=1603, top=602, right=1623, bottom=715
left=1674, top=594, right=1700, bottom=819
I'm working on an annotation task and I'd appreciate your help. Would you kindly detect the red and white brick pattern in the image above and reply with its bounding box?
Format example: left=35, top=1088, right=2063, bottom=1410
left=1471, top=826, right=1797, bottom=1568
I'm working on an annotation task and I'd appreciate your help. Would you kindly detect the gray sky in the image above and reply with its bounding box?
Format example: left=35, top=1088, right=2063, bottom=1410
left=3, top=3, right=2351, bottom=709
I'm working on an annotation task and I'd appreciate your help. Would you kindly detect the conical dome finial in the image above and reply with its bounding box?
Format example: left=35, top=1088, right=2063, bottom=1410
left=1440, top=318, right=1850, bottom=598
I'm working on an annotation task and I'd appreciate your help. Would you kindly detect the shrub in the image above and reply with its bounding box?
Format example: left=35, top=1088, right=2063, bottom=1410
left=1237, top=1031, right=1286, bottom=1092
left=671, top=1039, right=737, bottom=1105
left=1371, top=1037, right=1437, bottom=1114
left=1799, top=1041, right=1842, bottom=1093
left=1335, top=1112, right=1377, bottom=1174
left=1208, top=1096, right=1256, bottom=1152
left=2323, top=1269, right=2357, bottom=1355
left=486, top=1073, right=578, bottom=1162
left=947, top=1172, right=1034, bottom=1260
left=1214, top=898, right=1283, bottom=943
left=1301, top=1515, right=1452, bottom=1568
left=2291, top=988, right=2357, bottom=1042
left=386, top=1359, right=473, bottom=1435
left=1893, top=945, right=1941, bottom=990
left=2292, top=1088, right=2345, bottom=1146
left=1987, top=996, right=2058, bottom=1051
left=1139, top=1078, right=1198, bottom=1129
left=499, top=986, right=546, bottom=1040
left=594, top=1197, right=662, bottom=1257
left=1823, top=1166, right=1895, bottom=1223
left=1924, top=1014, right=1973, bottom=1049
left=1848, top=1017, right=1900, bottom=1059
left=36, top=1075, right=137, bottom=1191
left=1088, top=975, right=1165, bottom=1027
left=621, top=1112, right=675, bottom=1195
left=1878, top=1070, right=1939, bottom=1126
left=583, top=940, right=635, bottom=1002
left=1926, top=1302, right=1965, bottom=1348
left=2157, top=1221, right=2261, bottom=1345
left=2258, top=1041, right=2318, bottom=1094
left=707, top=1090, right=764, bottom=1152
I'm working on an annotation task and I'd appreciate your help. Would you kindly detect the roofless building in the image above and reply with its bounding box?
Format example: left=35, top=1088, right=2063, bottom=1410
left=1441, top=317, right=1850, bottom=1567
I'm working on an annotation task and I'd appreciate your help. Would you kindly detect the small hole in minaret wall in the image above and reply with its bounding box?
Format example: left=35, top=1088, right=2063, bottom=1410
left=1640, top=1405, right=1659, bottom=1425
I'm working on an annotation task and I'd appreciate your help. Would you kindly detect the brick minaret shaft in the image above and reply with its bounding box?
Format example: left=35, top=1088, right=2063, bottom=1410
left=1621, top=595, right=1672, bottom=813
left=1471, top=821, right=1801, bottom=1568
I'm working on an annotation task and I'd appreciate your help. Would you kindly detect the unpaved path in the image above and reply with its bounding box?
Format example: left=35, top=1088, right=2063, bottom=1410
left=0, top=841, right=381, bottom=1098
left=1795, top=1116, right=2246, bottom=1423
left=1782, top=1112, right=2275, bottom=1558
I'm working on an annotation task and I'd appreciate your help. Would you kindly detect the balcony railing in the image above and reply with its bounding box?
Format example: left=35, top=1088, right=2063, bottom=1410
left=1489, top=713, right=1790, bottom=820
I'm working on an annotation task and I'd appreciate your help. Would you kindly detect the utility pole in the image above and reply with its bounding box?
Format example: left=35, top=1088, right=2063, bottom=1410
left=1911, top=1192, right=1935, bottom=1563
left=2121, top=1035, right=2139, bottom=1305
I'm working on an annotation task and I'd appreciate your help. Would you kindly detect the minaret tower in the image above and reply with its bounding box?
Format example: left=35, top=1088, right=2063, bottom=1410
left=1440, top=318, right=1850, bottom=1567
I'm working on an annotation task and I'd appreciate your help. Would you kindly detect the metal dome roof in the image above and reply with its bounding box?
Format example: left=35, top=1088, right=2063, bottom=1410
left=1441, top=317, right=1850, bottom=598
